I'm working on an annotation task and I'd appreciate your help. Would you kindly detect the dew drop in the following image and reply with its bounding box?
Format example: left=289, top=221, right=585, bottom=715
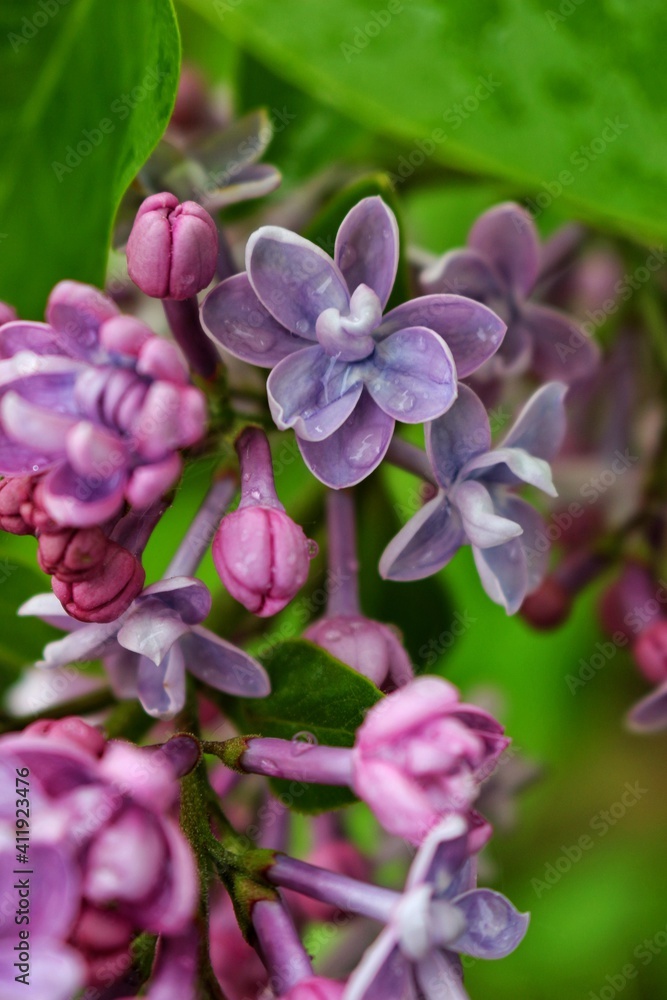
left=307, top=538, right=319, bottom=558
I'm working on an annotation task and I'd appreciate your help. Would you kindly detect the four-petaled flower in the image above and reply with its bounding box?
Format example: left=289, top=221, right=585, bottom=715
left=380, top=382, right=567, bottom=613
left=202, top=197, right=506, bottom=488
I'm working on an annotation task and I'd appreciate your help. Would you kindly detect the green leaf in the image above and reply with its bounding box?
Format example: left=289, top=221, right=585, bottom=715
left=0, top=0, right=180, bottom=316
left=223, top=639, right=382, bottom=812
left=303, top=173, right=412, bottom=308
left=190, top=0, right=667, bottom=245
left=0, top=560, right=60, bottom=692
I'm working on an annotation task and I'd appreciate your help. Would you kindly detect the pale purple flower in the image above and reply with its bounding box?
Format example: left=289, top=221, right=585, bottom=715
left=0, top=281, right=207, bottom=527
left=351, top=677, right=508, bottom=844
left=380, top=382, right=567, bottom=614
left=343, top=815, right=529, bottom=1000
left=0, top=721, right=198, bottom=999
left=202, top=197, right=506, bottom=488
left=421, top=202, right=599, bottom=381
left=20, top=575, right=269, bottom=719
left=126, top=192, right=219, bottom=300
left=212, top=427, right=314, bottom=616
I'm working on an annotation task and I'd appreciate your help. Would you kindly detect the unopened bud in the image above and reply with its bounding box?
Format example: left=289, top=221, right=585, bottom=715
left=52, top=540, right=145, bottom=623
left=632, top=619, right=667, bottom=685
left=126, top=192, right=218, bottom=300
left=37, top=526, right=109, bottom=581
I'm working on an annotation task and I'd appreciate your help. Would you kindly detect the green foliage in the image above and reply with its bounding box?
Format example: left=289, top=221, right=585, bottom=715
left=0, top=0, right=180, bottom=316
left=0, top=561, right=59, bottom=692
left=223, top=639, right=382, bottom=812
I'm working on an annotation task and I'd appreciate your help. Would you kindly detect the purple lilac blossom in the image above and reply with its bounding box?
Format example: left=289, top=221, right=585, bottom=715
left=0, top=281, right=207, bottom=528
left=420, top=201, right=599, bottom=381
left=380, top=382, right=567, bottom=614
left=202, top=197, right=506, bottom=488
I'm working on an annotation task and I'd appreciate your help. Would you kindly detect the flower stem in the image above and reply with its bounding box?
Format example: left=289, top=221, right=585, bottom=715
left=236, top=426, right=282, bottom=509
left=235, top=736, right=354, bottom=786
left=166, top=472, right=237, bottom=578
left=163, top=296, right=220, bottom=379
left=326, top=489, right=360, bottom=616
left=267, top=854, right=398, bottom=922
left=252, top=898, right=314, bottom=993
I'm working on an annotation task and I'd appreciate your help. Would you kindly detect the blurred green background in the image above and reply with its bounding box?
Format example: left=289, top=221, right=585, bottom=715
left=1, top=1, right=666, bottom=997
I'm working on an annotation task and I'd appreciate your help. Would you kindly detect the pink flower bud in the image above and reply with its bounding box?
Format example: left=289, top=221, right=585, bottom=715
left=126, top=192, right=219, bottom=300
left=0, top=475, right=35, bottom=534
left=633, top=619, right=667, bottom=685
left=520, top=577, right=572, bottom=630
left=304, top=615, right=413, bottom=688
left=52, top=539, right=145, bottom=622
left=213, top=506, right=311, bottom=616
left=37, top=526, right=109, bottom=581
left=24, top=716, right=106, bottom=757
left=0, top=300, right=17, bottom=326
left=282, top=978, right=345, bottom=1000
left=351, top=676, right=508, bottom=844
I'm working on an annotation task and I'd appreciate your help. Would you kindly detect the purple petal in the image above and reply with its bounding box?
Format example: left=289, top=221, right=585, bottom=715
left=379, top=493, right=465, bottom=581
left=126, top=454, right=182, bottom=509
left=343, top=927, right=415, bottom=1000
left=65, top=421, right=127, bottom=477
left=0, top=321, right=69, bottom=359
left=298, top=391, right=393, bottom=488
left=415, top=950, right=468, bottom=1000
left=104, top=647, right=140, bottom=699
left=522, top=302, right=600, bottom=382
left=462, top=447, right=557, bottom=496
left=451, top=888, right=530, bottom=958
left=334, top=196, right=399, bottom=309
left=201, top=273, right=311, bottom=367
left=144, top=927, right=198, bottom=1000
left=426, top=383, right=490, bottom=489
left=453, top=480, right=523, bottom=548
left=137, top=646, right=187, bottom=719
left=0, top=391, right=74, bottom=454
left=140, top=576, right=212, bottom=624
left=36, top=620, right=121, bottom=668
left=501, top=382, right=568, bottom=461
left=46, top=280, right=119, bottom=359
left=18, top=592, right=81, bottom=630
left=0, top=942, right=84, bottom=1000
left=497, top=495, right=549, bottom=593
left=421, top=248, right=506, bottom=306
left=468, top=202, right=539, bottom=297
left=180, top=626, right=270, bottom=697
left=406, top=815, right=470, bottom=893
left=473, top=536, right=529, bottom=615
left=40, top=461, right=127, bottom=527
left=0, top=842, right=80, bottom=939
left=117, top=606, right=191, bottom=666
left=627, top=681, right=667, bottom=732
left=202, top=162, right=282, bottom=211
left=377, top=295, right=506, bottom=378
left=0, top=431, right=59, bottom=476
left=362, top=327, right=457, bottom=423
left=247, top=227, right=350, bottom=336
left=267, top=346, right=363, bottom=440
left=0, top=354, right=84, bottom=402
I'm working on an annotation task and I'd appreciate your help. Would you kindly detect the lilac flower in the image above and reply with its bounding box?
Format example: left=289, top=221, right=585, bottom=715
left=20, top=575, right=269, bottom=719
left=0, top=281, right=206, bottom=527
left=202, top=197, right=506, bottom=488
left=380, top=382, right=567, bottom=614
left=230, top=676, right=507, bottom=845
left=420, top=202, right=599, bottom=381
left=0, top=721, right=199, bottom=999
left=343, top=815, right=529, bottom=1000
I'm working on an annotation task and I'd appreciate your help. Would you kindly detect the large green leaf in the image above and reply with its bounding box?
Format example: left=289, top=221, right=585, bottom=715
left=222, top=639, right=382, bottom=812
left=0, top=0, right=180, bottom=316
left=183, top=0, right=667, bottom=245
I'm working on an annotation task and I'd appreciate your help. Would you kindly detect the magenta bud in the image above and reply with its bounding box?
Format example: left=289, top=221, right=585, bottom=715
left=0, top=300, right=17, bottom=325
left=52, top=540, right=145, bottom=623
left=213, top=506, right=312, bottom=617
left=599, top=560, right=658, bottom=641
left=633, top=619, right=667, bottom=685
left=0, top=476, right=35, bottom=534
left=37, top=526, right=109, bottom=581
left=520, top=578, right=572, bottom=630
left=304, top=615, right=413, bottom=688
left=126, top=192, right=219, bottom=300
left=24, top=716, right=106, bottom=757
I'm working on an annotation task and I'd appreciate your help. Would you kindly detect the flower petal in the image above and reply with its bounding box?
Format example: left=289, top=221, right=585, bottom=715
left=117, top=605, right=191, bottom=667
left=267, top=346, right=363, bottom=440
left=180, top=626, right=270, bottom=697
left=406, top=815, right=470, bottom=893
left=247, top=226, right=350, bottom=336
left=451, top=888, right=530, bottom=958
left=334, top=196, right=399, bottom=309
left=362, top=327, right=457, bottom=423
left=40, top=461, right=127, bottom=528
left=495, top=495, right=549, bottom=594
left=46, top=280, right=119, bottom=359
left=202, top=162, right=283, bottom=211
left=626, top=681, right=667, bottom=732
left=18, top=592, right=80, bottom=630
left=298, top=391, right=394, bottom=488
left=137, top=646, right=187, bottom=719
left=36, top=620, right=121, bottom=668
left=201, top=272, right=311, bottom=367
left=468, top=202, right=539, bottom=297
left=343, top=926, right=415, bottom=1000
left=522, top=302, right=600, bottom=382
left=379, top=493, right=464, bottom=581
left=462, top=447, right=557, bottom=496
left=0, top=321, right=69, bottom=359
left=421, top=247, right=506, bottom=305
left=140, top=576, right=212, bottom=624
left=426, top=383, right=491, bottom=489
left=473, top=537, right=529, bottom=615
left=415, top=950, right=468, bottom=1000
left=0, top=391, right=75, bottom=454
left=453, top=480, right=523, bottom=549
left=377, top=294, right=506, bottom=378
left=501, top=381, right=568, bottom=461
